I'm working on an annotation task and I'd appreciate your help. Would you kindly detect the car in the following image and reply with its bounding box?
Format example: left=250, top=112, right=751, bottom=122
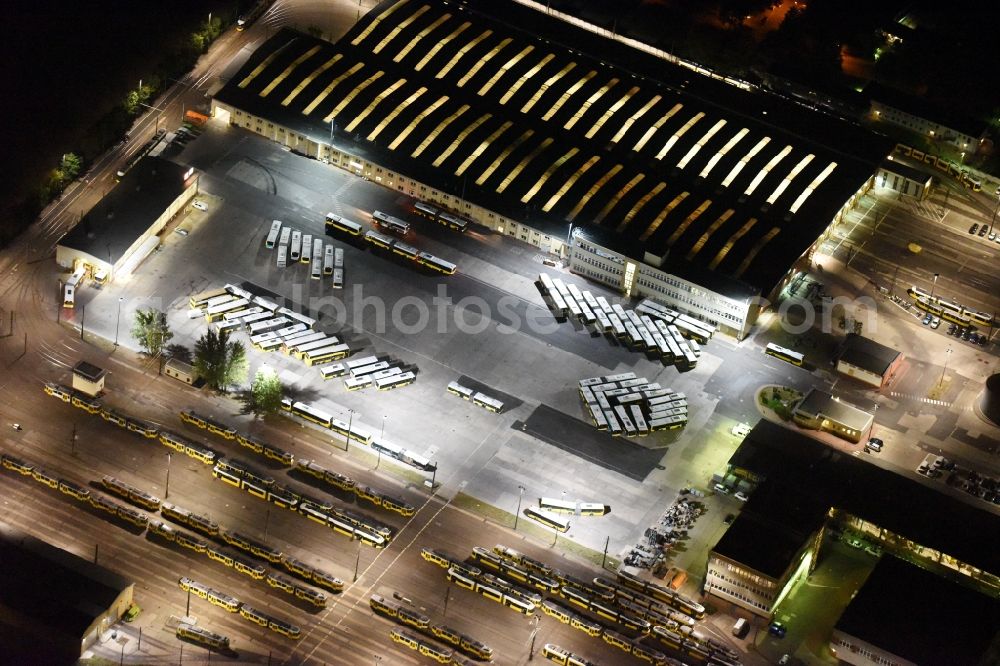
left=968, top=332, right=980, bottom=344
left=778, top=655, right=790, bottom=666
left=995, top=235, right=1000, bottom=244
left=961, top=329, right=971, bottom=341
left=866, top=438, right=883, bottom=452
left=991, top=233, right=998, bottom=241
left=174, top=228, right=189, bottom=236
left=734, top=491, right=750, bottom=502
left=768, top=621, right=787, bottom=638
left=978, top=335, right=988, bottom=347
left=947, top=324, right=957, bottom=335
left=713, top=483, right=730, bottom=494
left=930, top=316, right=941, bottom=329
left=979, top=225, right=989, bottom=237
left=123, top=604, right=141, bottom=622
left=192, top=201, right=207, bottom=211
left=969, top=223, right=979, bottom=234
left=922, top=314, right=933, bottom=325
left=731, top=423, right=752, bottom=437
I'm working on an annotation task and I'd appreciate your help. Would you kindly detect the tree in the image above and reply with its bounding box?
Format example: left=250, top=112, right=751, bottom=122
left=249, top=366, right=284, bottom=417
left=131, top=308, right=173, bottom=358
left=194, top=328, right=248, bottom=391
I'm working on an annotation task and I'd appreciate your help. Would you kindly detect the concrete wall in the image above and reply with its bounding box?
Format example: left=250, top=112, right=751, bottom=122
left=876, top=167, right=931, bottom=200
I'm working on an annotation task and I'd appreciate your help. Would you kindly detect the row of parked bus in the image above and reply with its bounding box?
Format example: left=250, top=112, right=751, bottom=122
left=321, top=353, right=418, bottom=392
left=370, top=594, right=493, bottom=661
left=280, top=398, right=436, bottom=472
left=266, top=220, right=344, bottom=288
left=1, top=451, right=337, bottom=613
left=419, top=544, right=733, bottom=665
left=389, top=628, right=480, bottom=666
left=180, top=408, right=416, bottom=518
left=212, top=458, right=393, bottom=549
left=178, top=577, right=302, bottom=640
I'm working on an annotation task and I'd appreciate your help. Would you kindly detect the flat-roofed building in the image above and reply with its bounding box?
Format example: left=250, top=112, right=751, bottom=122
left=71, top=360, right=107, bottom=397
left=791, top=388, right=873, bottom=443
left=706, top=420, right=1000, bottom=618
left=875, top=157, right=933, bottom=200
left=831, top=556, right=1000, bottom=666
left=56, top=157, right=197, bottom=285
left=0, top=522, right=134, bottom=664
left=210, top=0, right=889, bottom=339
left=834, top=333, right=903, bottom=388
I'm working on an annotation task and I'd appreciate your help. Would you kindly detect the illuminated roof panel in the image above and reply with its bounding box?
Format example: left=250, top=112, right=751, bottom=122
left=216, top=2, right=887, bottom=293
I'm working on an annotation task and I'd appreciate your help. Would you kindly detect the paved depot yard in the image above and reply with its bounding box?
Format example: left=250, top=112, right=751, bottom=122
left=73, top=123, right=819, bottom=565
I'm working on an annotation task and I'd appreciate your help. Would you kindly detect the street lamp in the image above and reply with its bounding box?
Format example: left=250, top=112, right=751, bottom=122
left=375, top=415, right=386, bottom=470
left=939, top=347, right=952, bottom=389
left=114, top=297, right=124, bottom=347
left=930, top=273, right=940, bottom=301
left=989, top=187, right=1000, bottom=235
left=345, top=409, right=356, bottom=452
left=165, top=452, right=172, bottom=499
left=514, top=485, right=525, bottom=530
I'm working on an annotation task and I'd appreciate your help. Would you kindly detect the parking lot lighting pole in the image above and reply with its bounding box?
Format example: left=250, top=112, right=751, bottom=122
left=165, top=453, right=172, bottom=499
left=514, top=485, right=525, bottom=530
left=990, top=188, right=1000, bottom=234
left=939, top=347, right=952, bottom=388
left=114, top=297, right=123, bottom=347
left=930, top=273, right=940, bottom=301
left=345, top=409, right=355, bottom=452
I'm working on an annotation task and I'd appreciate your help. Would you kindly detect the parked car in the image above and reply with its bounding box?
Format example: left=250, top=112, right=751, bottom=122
left=866, top=438, right=883, bottom=452
left=768, top=621, right=787, bottom=638
left=947, top=324, right=958, bottom=335
left=969, top=223, right=979, bottom=234
left=930, top=316, right=941, bottom=329
left=713, top=483, right=730, bottom=494
left=735, top=491, right=750, bottom=502
left=990, top=233, right=997, bottom=241
left=979, top=225, right=989, bottom=237
left=922, top=314, right=933, bottom=325
left=192, top=200, right=207, bottom=211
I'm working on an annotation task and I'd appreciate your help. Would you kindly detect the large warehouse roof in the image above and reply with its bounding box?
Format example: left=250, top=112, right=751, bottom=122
left=215, top=0, right=888, bottom=291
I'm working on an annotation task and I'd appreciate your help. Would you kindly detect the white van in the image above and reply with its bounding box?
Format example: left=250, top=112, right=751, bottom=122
left=732, top=617, right=748, bottom=638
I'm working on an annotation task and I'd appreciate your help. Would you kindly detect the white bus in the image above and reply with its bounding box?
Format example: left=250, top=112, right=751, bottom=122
left=372, top=210, right=410, bottom=235
left=302, top=234, right=313, bottom=264
left=215, top=320, right=240, bottom=334
left=323, top=245, right=334, bottom=276
left=344, top=376, right=372, bottom=391
left=473, top=393, right=504, bottom=413
left=303, top=343, right=351, bottom=366
left=319, top=363, right=347, bottom=380
left=311, top=255, right=323, bottom=280
left=274, top=323, right=307, bottom=339
left=290, top=337, right=337, bottom=357
left=277, top=307, right=316, bottom=330
left=224, top=306, right=264, bottom=323
left=63, top=284, right=76, bottom=308
left=417, top=252, right=457, bottom=275
left=370, top=367, right=402, bottom=382
left=524, top=507, right=570, bottom=532
left=351, top=361, right=389, bottom=378
left=764, top=343, right=804, bottom=367
left=290, top=231, right=302, bottom=262
left=283, top=332, right=326, bottom=352
left=247, top=317, right=290, bottom=336
left=325, top=213, right=363, bottom=236
left=205, top=298, right=249, bottom=322
left=265, top=221, right=282, bottom=249
left=334, top=247, right=344, bottom=269
left=539, top=497, right=576, bottom=513
left=278, top=226, right=291, bottom=247
left=332, top=268, right=344, bottom=289
left=375, top=372, right=415, bottom=391
left=240, top=311, right=272, bottom=327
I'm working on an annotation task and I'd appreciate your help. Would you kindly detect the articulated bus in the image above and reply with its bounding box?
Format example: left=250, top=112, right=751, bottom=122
left=418, top=252, right=457, bottom=275
left=325, top=213, right=363, bottom=236
left=524, top=507, right=570, bottom=532
left=764, top=343, right=804, bottom=366
left=372, top=210, right=411, bottom=234
left=265, top=220, right=282, bottom=249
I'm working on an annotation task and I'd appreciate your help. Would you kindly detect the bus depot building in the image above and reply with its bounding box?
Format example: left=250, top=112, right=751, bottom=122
left=834, top=333, right=903, bottom=388
left=56, top=157, right=197, bottom=285
left=706, top=421, right=999, bottom=623
left=210, top=0, right=889, bottom=339
left=0, top=522, right=134, bottom=664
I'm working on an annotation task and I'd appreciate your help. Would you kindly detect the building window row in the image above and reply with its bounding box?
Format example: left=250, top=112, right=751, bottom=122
left=707, top=582, right=769, bottom=611
left=708, top=571, right=775, bottom=600
left=833, top=638, right=900, bottom=666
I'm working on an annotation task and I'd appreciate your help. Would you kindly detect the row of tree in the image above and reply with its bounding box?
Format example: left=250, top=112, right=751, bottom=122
left=131, top=307, right=282, bottom=416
